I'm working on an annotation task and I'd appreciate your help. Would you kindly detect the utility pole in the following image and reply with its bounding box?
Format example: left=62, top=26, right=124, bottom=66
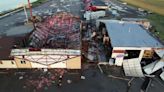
left=27, top=0, right=33, bottom=20
left=27, top=0, right=36, bottom=29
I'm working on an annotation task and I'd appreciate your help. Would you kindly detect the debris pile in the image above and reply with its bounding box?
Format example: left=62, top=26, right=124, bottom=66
left=29, top=12, right=80, bottom=49
left=21, top=69, right=67, bottom=91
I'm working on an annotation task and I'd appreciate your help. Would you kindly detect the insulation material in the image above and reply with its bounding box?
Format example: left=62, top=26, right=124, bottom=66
left=123, top=58, right=144, bottom=77
left=143, top=60, right=164, bottom=75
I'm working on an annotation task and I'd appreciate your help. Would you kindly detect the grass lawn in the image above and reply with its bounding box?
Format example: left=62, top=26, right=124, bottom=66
left=147, top=14, right=164, bottom=42
left=32, top=0, right=48, bottom=7
left=121, top=0, right=164, bottom=15
left=120, top=0, right=164, bottom=42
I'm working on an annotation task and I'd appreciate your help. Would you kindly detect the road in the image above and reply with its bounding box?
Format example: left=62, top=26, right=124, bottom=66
left=103, top=0, right=144, bottom=17
left=0, top=0, right=84, bottom=36
left=0, top=0, right=145, bottom=36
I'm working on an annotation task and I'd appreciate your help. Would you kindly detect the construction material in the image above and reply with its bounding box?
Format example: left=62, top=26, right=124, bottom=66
left=123, top=58, right=144, bottom=77
left=160, top=72, right=164, bottom=81
left=155, top=50, right=164, bottom=58
left=97, top=64, right=104, bottom=74
left=107, top=75, right=130, bottom=81
left=143, top=60, right=164, bottom=75
left=84, top=11, right=105, bottom=20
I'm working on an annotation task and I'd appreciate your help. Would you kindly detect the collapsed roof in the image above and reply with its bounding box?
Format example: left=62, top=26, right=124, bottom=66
left=29, top=12, right=81, bottom=49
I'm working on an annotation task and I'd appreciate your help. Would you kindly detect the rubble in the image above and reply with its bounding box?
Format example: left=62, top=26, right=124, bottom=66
left=80, top=75, right=85, bottom=80
left=67, top=80, right=72, bottom=84
left=160, top=72, right=164, bottom=81
left=29, top=12, right=81, bottom=49
left=19, top=69, right=68, bottom=91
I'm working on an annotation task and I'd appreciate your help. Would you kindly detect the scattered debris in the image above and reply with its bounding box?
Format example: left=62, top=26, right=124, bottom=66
left=108, top=75, right=130, bottom=81
left=160, top=72, right=164, bottom=81
left=22, top=69, right=67, bottom=91
left=67, top=79, right=72, bottom=84
left=80, top=76, right=86, bottom=80
left=143, top=60, right=164, bottom=75
left=19, top=76, right=23, bottom=80
left=97, top=64, right=104, bottom=74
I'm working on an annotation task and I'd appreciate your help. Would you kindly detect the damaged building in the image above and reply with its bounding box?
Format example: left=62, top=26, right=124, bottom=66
left=0, top=12, right=81, bottom=69
left=96, top=19, right=164, bottom=77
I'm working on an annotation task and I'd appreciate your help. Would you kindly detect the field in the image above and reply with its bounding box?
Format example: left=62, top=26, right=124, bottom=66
left=120, top=0, right=164, bottom=42
left=147, top=14, right=164, bottom=42
left=32, top=0, right=48, bottom=6
left=121, top=0, right=164, bottom=15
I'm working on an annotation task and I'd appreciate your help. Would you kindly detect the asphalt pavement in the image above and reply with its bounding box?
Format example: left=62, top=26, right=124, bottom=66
left=0, top=0, right=144, bottom=36
left=0, top=0, right=84, bottom=36
left=103, top=0, right=144, bottom=17
left=0, top=66, right=164, bottom=92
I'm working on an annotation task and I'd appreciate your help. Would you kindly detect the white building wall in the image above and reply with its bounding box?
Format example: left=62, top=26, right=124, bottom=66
left=113, top=47, right=152, bottom=50
left=111, top=47, right=151, bottom=66
left=111, top=52, right=124, bottom=66
left=30, top=62, right=48, bottom=68
left=0, top=60, right=17, bottom=68
left=49, top=61, right=67, bottom=68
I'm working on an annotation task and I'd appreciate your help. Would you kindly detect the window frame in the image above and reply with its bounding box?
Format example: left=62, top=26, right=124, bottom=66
left=124, top=50, right=141, bottom=59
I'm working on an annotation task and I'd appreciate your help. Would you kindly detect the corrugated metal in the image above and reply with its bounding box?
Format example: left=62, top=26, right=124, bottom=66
left=97, top=20, right=164, bottom=48
left=160, top=72, right=164, bottom=81
left=143, top=60, right=164, bottom=75
left=155, top=50, right=164, bottom=58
